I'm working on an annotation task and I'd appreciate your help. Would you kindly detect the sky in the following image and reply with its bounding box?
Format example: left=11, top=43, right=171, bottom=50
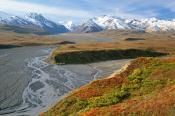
left=0, top=0, right=175, bottom=23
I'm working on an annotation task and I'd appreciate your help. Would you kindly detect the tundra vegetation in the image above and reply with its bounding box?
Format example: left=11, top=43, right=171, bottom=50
left=45, top=57, right=175, bottom=116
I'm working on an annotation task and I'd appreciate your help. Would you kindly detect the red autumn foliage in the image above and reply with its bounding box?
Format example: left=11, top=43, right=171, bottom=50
left=81, top=85, right=175, bottom=116
left=73, top=76, right=126, bottom=99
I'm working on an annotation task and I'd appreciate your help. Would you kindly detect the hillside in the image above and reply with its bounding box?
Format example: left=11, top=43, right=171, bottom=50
left=44, top=57, right=175, bottom=116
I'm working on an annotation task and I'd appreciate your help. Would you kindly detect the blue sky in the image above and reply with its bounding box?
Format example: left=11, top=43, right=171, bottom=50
left=0, top=0, right=175, bottom=23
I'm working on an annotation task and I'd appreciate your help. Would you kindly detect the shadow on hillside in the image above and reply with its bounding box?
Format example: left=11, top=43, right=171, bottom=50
left=54, top=49, right=168, bottom=64
left=0, top=44, right=21, bottom=49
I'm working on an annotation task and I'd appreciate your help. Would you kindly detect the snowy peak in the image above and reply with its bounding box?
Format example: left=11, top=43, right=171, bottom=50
left=97, top=16, right=129, bottom=29
left=25, top=13, right=53, bottom=27
left=24, top=13, right=69, bottom=34
left=80, top=15, right=130, bottom=31
left=65, top=21, right=73, bottom=28
left=25, top=13, right=48, bottom=24
left=26, top=13, right=44, bottom=20
left=61, top=21, right=76, bottom=31
left=75, top=19, right=103, bottom=33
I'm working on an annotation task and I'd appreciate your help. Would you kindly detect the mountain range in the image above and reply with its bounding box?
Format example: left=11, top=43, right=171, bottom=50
left=78, top=15, right=175, bottom=33
left=1, top=11, right=175, bottom=34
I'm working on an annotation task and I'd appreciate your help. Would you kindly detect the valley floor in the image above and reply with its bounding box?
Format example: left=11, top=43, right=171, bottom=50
left=0, top=45, right=129, bottom=116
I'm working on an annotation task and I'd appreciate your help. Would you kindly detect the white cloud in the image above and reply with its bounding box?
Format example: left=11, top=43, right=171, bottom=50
left=81, top=0, right=158, bottom=19
left=0, top=0, right=94, bottom=18
left=113, top=8, right=158, bottom=19
left=163, top=1, right=175, bottom=12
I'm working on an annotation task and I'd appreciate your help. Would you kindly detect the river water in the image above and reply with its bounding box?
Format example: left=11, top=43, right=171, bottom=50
left=0, top=46, right=129, bottom=116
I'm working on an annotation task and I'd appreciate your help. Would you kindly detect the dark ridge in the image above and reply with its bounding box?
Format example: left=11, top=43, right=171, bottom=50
left=124, top=38, right=145, bottom=41
left=0, top=44, right=22, bottom=49
left=58, top=41, right=76, bottom=45
left=54, top=49, right=168, bottom=64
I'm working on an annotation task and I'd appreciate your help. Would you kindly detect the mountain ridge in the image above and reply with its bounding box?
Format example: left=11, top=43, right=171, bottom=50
left=77, top=15, right=175, bottom=33
left=1, top=11, right=175, bottom=34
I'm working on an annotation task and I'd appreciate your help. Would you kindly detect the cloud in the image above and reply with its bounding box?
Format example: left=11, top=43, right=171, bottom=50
left=80, top=0, right=159, bottom=19
left=0, top=0, right=174, bottom=21
left=113, top=9, right=158, bottom=19
left=0, top=0, right=94, bottom=18
left=163, top=0, right=175, bottom=12
left=112, top=6, right=159, bottom=19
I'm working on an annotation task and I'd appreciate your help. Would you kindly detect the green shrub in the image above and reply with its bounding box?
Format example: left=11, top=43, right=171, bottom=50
left=88, top=89, right=130, bottom=107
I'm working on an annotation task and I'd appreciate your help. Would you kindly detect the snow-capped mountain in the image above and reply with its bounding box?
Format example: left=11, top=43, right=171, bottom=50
left=1, top=11, right=175, bottom=34
left=92, top=15, right=130, bottom=30
left=0, top=11, right=31, bottom=26
left=25, top=13, right=69, bottom=34
left=75, top=19, right=103, bottom=33
left=61, top=21, right=77, bottom=31
left=76, top=15, right=175, bottom=33
left=0, top=12, right=69, bottom=35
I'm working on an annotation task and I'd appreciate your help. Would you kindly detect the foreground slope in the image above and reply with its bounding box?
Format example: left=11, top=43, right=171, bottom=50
left=45, top=57, right=175, bottom=116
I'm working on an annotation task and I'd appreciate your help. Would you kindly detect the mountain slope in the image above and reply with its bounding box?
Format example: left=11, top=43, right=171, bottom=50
left=75, top=19, right=103, bottom=33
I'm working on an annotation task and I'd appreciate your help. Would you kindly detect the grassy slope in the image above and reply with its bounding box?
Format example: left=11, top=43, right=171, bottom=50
left=44, top=57, right=175, bottom=116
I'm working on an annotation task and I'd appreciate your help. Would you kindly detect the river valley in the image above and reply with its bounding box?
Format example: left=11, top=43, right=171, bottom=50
left=0, top=46, right=129, bottom=116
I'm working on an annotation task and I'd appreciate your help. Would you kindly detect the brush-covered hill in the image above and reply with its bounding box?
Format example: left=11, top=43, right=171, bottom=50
left=44, top=57, right=175, bottom=116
